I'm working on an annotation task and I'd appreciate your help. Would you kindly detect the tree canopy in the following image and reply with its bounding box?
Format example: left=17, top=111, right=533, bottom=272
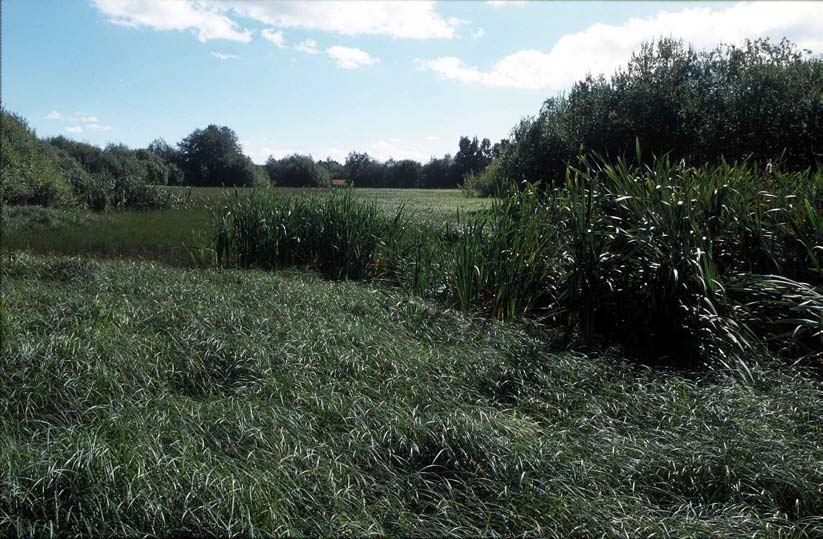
left=178, top=125, right=266, bottom=187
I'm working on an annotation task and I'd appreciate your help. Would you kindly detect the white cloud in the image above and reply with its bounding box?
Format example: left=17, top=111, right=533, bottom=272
left=326, top=46, right=379, bottom=69
left=92, top=0, right=252, bottom=42
left=211, top=51, right=239, bottom=60
left=75, top=114, right=99, bottom=123
left=419, top=2, right=823, bottom=91
left=86, top=123, right=113, bottom=132
left=261, top=28, right=286, bottom=47
left=93, top=0, right=462, bottom=42
left=326, top=148, right=348, bottom=162
left=45, top=110, right=62, bottom=120
left=239, top=139, right=300, bottom=163
left=228, top=1, right=462, bottom=39
left=369, top=140, right=427, bottom=162
left=294, top=39, right=320, bottom=54
left=65, top=126, right=83, bottom=133
left=471, top=27, right=485, bottom=39
left=426, top=135, right=439, bottom=141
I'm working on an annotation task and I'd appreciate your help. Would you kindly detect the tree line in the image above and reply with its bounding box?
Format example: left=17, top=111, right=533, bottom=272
left=472, top=38, right=823, bottom=195
left=3, top=37, right=820, bottom=207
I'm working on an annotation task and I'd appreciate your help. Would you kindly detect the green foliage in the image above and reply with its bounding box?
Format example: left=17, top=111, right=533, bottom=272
left=343, top=151, right=388, bottom=187
left=421, top=155, right=461, bottom=188
left=178, top=125, right=264, bottom=187
left=147, top=138, right=185, bottom=185
left=265, top=154, right=330, bottom=187
left=550, top=154, right=822, bottom=364
left=0, top=110, right=72, bottom=206
left=3, top=252, right=823, bottom=536
left=454, top=136, right=493, bottom=181
left=212, top=155, right=822, bottom=367
left=316, top=157, right=345, bottom=179
left=214, top=190, right=400, bottom=279
left=463, top=160, right=511, bottom=197
left=386, top=159, right=423, bottom=188
left=499, top=38, right=823, bottom=188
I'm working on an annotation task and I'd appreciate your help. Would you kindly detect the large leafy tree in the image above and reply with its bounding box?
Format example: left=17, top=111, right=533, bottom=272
left=386, top=159, right=423, bottom=188
left=454, top=136, right=492, bottom=181
left=265, top=154, right=330, bottom=187
left=344, top=152, right=388, bottom=187
left=0, top=110, right=72, bottom=205
left=178, top=125, right=264, bottom=187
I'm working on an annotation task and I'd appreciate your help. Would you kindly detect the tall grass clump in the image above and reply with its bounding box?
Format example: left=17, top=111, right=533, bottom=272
left=442, top=189, right=554, bottom=318
left=213, top=189, right=403, bottom=280
left=552, top=152, right=822, bottom=365
left=211, top=156, right=821, bottom=367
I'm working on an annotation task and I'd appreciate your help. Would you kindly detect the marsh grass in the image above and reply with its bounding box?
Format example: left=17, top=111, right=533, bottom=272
left=213, top=155, right=822, bottom=367
left=2, top=252, right=823, bottom=536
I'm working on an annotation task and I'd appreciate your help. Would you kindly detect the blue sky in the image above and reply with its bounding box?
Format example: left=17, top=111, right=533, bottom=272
left=4, top=1, right=822, bottom=163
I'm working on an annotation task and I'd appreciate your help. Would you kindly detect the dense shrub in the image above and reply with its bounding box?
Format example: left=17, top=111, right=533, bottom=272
left=498, top=38, right=823, bottom=189
left=265, top=154, right=330, bottom=187
left=463, top=160, right=509, bottom=197
left=0, top=110, right=72, bottom=206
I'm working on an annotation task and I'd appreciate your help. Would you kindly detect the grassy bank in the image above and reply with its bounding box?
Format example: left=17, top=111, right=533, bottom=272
left=1, top=188, right=491, bottom=266
left=163, top=186, right=491, bottom=223
left=2, top=253, right=822, bottom=536
left=2, top=206, right=211, bottom=266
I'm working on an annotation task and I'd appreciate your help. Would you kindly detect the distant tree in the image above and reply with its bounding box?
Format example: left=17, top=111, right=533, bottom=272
left=386, top=159, right=423, bottom=188
left=265, top=154, right=330, bottom=187
left=344, top=152, right=388, bottom=187
left=316, top=157, right=345, bottom=179
left=420, top=155, right=460, bottom=188
left=454, top=136, right=493, bottom=182
left=48, top=136, right=109, bottom=174
left=177, top=125, right=263, bottom=187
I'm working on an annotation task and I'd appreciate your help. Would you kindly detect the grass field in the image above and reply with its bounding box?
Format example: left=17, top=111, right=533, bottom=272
left=2, top=188, right=822, bottom=536
left=166, top=186, right=492, bottom=221
left=3, top=252, right=822, bottom=536
left=2, top=188, right=491, bottom=266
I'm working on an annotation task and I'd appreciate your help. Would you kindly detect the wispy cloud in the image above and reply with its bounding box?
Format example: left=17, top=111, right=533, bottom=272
left=211, top=51, right=239, bottom=60
left=74, top=113, right=98, bottom=123
left=93, top=0, right=463, bottom=42
left=294, top=39, right=321, bottom=55
left=486, top=1, right=526, bottom=7
left=92, top=0, right=252, bottom=42
left=419, top=2, right=823, bottom=91
left=229, top=1, right=463, bottom=40
left=369, top=140, right=428, bottom=162
left=52, top=112, right=112, bottom=134
left=326, top=46, right=379, bottom=69
left=261, top=28, right=286, bottom=47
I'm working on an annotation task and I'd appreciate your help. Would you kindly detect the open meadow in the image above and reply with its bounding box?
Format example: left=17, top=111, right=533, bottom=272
left=1, top=188, right=491, bottom=266
left=3, top=5, right=823, bottom=535
left=3, top=185, right=823, bottom=536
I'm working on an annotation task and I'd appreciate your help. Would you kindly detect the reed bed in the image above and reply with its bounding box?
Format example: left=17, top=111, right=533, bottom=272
left=212, top=158, right=822, bottom=367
